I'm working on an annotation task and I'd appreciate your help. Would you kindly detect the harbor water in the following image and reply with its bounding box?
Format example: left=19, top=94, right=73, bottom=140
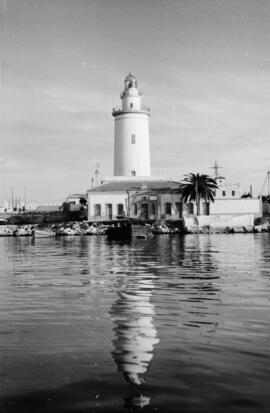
left=0, top=233, right=270, bottom=412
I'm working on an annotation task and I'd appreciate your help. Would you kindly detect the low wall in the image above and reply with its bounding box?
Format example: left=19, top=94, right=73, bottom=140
left=197, top=214, right=254, bottom=228
left=184, top=214, right=255, bottom=230
left=210, top=198, right=261, bottom=216
left=7, top=211, right=66, bottom=225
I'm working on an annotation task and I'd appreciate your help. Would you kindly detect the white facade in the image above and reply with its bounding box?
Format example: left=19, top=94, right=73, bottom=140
left=183, top=197, right=262, bottom=230
left=215, top=177, right=242, bottom=198
left=210, top=198, right=261, bottom=216
left=113, top=73, right=151, bottom=177
left=87, top=180, right=182, bottom=222
left=66, top=193, right=86, bottom=205
left=88, top=192, right=128, bottom=221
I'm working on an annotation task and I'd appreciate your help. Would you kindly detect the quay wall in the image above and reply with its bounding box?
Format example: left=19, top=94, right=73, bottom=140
left=2, top=208, right=87, bottom=225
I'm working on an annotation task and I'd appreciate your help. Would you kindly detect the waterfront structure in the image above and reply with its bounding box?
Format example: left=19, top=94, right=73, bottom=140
left=88, top=178, right=182, bottom=221
left=87, top=74, right=262, bottom=227
left=112, top=73, right=151, bottom=177
left=87, top=178, right=261, bottom=223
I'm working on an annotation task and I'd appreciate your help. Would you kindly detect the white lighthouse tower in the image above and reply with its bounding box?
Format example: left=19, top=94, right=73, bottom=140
left=112, top=73, right=151, bottom=177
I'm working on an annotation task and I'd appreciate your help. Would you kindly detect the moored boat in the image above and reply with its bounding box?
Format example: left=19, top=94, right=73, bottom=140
left=107, top=221, right=132, bottom=240
left=33, top=229, right=56, bottom=238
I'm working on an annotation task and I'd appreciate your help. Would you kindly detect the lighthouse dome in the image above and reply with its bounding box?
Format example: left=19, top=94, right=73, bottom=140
left=124, top=72, right=137, bottom=89
left=125, top=72, right=136, bottom=81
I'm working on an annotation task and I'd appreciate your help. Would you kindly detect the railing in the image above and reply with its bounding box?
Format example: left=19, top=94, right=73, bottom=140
left=112, top=105, right=150, bottom=114
left=141, top=105, right=151, bottom=112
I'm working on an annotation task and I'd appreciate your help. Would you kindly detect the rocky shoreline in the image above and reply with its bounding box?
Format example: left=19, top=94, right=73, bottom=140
left=0, top=220, right=269, bottom=238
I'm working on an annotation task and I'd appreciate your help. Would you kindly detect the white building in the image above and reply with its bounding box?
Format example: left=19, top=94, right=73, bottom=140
left=88, top=178, right=182, bottom=221
left=112, top=73, right=151, bottom=177
left=215, top=176, right=242, bottom=199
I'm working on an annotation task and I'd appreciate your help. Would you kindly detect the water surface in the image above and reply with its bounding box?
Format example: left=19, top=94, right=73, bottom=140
left=0, top=234, right=270, bottom=412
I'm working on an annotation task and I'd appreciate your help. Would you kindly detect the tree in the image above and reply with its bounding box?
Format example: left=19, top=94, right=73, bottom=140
left=79, top=197, right=87, bottom=207
left=241, top=192, right=252, bottom=199
left=179, top=173, right=218, bottom=215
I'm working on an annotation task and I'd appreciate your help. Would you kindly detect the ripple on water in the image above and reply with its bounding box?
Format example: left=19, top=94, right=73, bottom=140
left=0, top=234, right=270, bottom=411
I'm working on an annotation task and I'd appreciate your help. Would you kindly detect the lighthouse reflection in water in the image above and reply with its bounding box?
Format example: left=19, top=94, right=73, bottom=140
left=110, top=267, right=159, bottom=408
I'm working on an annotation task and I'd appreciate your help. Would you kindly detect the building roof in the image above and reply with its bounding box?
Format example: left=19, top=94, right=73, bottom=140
left=88, top=180, right=181, bottom=193
left=66, top=193, right=86, bottom=199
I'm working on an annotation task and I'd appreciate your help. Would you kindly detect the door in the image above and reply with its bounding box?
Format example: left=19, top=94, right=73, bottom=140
left=141, top=203, right=149, bottom=220
left=106, top=203, right=113, bottom=220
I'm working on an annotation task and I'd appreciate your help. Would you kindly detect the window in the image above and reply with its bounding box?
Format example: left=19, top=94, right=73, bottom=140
left=94, top=204, right=101, bottom=216
left=222, top=191, right=226, bottom=197
left=131, top=134, right=136, bottom=144
left=151, top=203, right=156, bottom=216
left=134, top=203, right=138, bottom=215
left=232, top=190, right=235, bottom=196
left=117, top=203, right=124, bottom=216
left=165, top=202, right=172, bottom=215
left=105, top=204, right=112, bottom=219
left=131, top=170, right=136, bottom=176
left=175, top=202, right=183, bottom=217
left=130, top=103, right=133, bottom=108
left=188, top=203, right=194, bottom=214
left=202, top=202, right=210, bottom=215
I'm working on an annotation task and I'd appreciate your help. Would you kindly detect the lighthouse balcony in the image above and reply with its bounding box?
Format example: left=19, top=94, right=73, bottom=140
left=112, top=105, right=150, bottom=116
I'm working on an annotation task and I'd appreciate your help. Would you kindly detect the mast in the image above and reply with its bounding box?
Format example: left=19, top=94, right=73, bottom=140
left=24, top=185, right=27, bottom=209
left=259, top=169, right=270, bottom=197
left=210, top=160, right=222, bottom=180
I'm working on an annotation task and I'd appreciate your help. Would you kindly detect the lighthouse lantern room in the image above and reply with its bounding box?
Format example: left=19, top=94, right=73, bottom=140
left=112, top=73, right=151, bottom=177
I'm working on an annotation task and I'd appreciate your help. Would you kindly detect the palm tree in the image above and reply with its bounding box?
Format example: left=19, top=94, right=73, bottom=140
left=179, top=173, right=218, bottom=215
left=79, top=197, right=87, bottom=208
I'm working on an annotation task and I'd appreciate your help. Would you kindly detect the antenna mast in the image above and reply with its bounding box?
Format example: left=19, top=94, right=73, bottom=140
left=259, top=169, right=270, bottom=197
left=91, top=163, right=103, bottom=188
left=210, top=160, right=222, bottom=180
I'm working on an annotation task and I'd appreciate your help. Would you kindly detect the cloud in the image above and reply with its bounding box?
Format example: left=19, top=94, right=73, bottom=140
left=1, top=0, right=270, bottom=200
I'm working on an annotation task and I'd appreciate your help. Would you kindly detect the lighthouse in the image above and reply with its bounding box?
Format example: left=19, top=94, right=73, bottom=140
left=112, top=73, right=151, bottom=177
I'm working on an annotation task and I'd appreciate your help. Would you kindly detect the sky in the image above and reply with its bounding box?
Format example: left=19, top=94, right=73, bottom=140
left=1, top=0, right=270, bottom=203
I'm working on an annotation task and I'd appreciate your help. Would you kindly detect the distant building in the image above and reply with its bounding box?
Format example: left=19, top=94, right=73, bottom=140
left=66, top=193, right=86, bottom=206
left=215, top=176, right=242, bottom=199
left=65, top=193, right=87, bottom=213
left=184, top=172, right=261, bottom=230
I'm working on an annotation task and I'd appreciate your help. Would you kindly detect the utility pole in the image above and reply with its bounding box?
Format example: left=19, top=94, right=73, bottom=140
left=258, top=169, right=270, bottom=198
left=195, top=179, right=199, bottom=215
left=11, top=188, right=14, bottom=210
left=24, top=185, right=27, bottom=209
left=210, top=160, right=222, bottom=180
left=93, top=163, right=103, bottom=187
left=126, top=190, right=130, bottom=218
